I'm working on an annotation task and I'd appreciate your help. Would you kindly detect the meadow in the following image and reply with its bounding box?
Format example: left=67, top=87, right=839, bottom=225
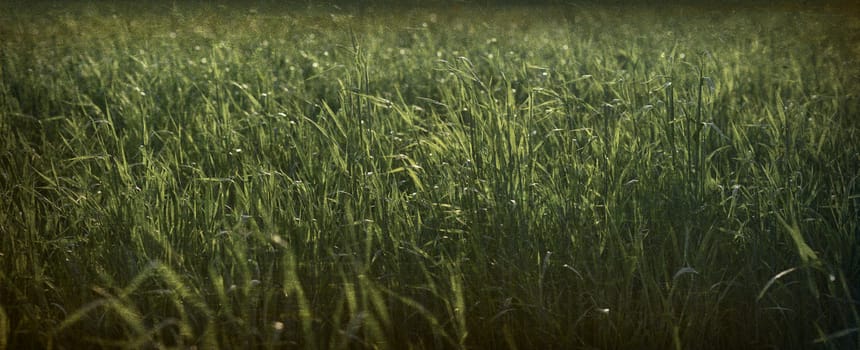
left=1, top=1, right=859, bottom=348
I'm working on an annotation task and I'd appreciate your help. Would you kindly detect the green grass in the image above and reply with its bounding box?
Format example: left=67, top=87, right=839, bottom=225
left=1, top=1, right=859, bottom=349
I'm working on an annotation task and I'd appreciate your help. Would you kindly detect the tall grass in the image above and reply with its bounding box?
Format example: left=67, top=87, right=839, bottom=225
left=1, top=2, right=859, bottom=349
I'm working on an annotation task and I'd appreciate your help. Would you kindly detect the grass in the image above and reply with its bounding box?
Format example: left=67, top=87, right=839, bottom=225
left=1, top=1, right=859, bottom=348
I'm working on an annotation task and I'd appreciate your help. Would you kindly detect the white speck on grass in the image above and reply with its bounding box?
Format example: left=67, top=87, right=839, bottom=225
left=272, top=235, right=284, bottom=244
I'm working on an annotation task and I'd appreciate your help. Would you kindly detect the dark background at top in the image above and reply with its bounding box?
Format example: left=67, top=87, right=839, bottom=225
left=6, top=0, right=860, bottom=10
left=216, top=0, right=857, bottom=9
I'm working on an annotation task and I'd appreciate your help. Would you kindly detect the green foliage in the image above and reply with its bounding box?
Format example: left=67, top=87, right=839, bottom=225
left=1, top=2, right=858, bottom=349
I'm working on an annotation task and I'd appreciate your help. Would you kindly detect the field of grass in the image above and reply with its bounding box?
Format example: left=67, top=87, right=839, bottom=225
left=1, top=1, right=859, bottom=349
